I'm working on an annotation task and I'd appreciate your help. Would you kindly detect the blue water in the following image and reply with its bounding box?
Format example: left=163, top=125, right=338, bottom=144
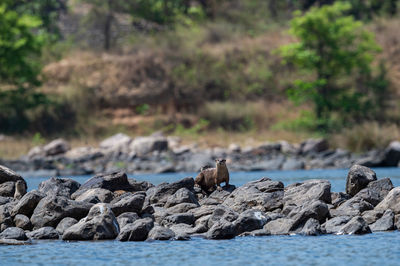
left=2, top=168, right=400, bottom=266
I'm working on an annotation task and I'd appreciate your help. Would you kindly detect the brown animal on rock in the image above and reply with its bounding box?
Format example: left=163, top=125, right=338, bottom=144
left=195, top=159, right=230, bottom=192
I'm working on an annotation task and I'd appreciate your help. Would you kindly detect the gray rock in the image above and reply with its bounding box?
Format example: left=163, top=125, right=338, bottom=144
left=111, top=192, right=145, bottom=216
left=330, top=197, right=373, bottom=217
left=395, top=214, right=400, bottom=229
left=71, top=172, right=135, bottom=200
left=38, top=177, right=80, bottom=198
left=0, top=205, right=12, bottom=227
left=63, top=203, right=119, bottom=240
left=207, top=184, right=236, bottom=203
left=165, top=188, right=198, bottom=208
left=167, top=203, right=198, bottom=214
left=0, top=182, right=15, bottom=197
left=14, top=214, right=32, bottom=230
left=0, top=165, right=27, bottom=185
left=12, top=190, right=45, bottom=217
left=31, top=195, right=93, bottom=229
left=234, top=209, right=268, bottom=234
left=300, top=218, right=322, bottom=236
left=375, top=187, right=400, bottom=214
left=163, top=213, right=195, bottom=225
left=284, top=179, right=331, bottom=206
left=367, top=178, right=394, bottom=200
left=223, top=178, right=284, bottom=212
left=362, top=210, right=384, bottom=224
left=100, top=133, right=132, bottom=151
left=322, top=216, right=352, bottom=234
left=0, top=196, right=12, bottom=206
left=56, top=217, right=78, bottom=235
left=117, top=218, right=154, bottom=241
left=75, top=188, right=114, bottom=204
left=43, top=139, right=70, bottom=156
left=346, top=165, right=377, bottom=196
left=354, top=188, right=381, bottom=206
left=250, top=156, right=285, bottom=171
left=130, top=136, right=168, bottom=156
left=301, top=139, right=328, bottom=154
left=0, top=227, right=27, bottom=240
left=0, top=239, right=32, bottom=245
left=128, top=179, right=154, bottom=192
left=338, top=216, right=371, bottom=235
left=288, top=200, right=329, bottom=229
left=281, top=158, right=305, bottom=170
left=147, top=225, right=175, bottom=240
left=116, top=212, right=139, bottom=229
left=190, top=205, right=217, bottom=220
left=264, top=218, right=295, bottom=235
left=206, top=219, right=236, bottom=239
left=331, top=192, right=351, bottom=207
left=383, top=141, right=400, bottom=166
left=208, top=206, right=239, bottom=228
left=27, top=227, right=59, bottom=239
left=370, top=209, right=395, bottom=232
left=145, top=178, right=194, bottom=205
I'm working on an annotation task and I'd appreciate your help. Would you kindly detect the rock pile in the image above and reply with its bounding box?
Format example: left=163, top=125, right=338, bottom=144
left=1, top=164, right=400, bottom=244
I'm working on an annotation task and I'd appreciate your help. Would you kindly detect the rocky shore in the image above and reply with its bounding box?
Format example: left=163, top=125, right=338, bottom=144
left=1, top=133, right=400, bottom=176
left=1, top=163, right=400, bottom=245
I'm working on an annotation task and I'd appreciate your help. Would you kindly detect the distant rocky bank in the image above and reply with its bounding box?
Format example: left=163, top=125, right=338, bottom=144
left=0, top=164, right=400, bottom=245
left=1, top=133, right=400, bottom=176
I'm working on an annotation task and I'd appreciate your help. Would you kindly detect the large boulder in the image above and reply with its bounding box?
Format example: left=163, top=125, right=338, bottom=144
left=43, top=139, right=70, bottom=156
left=145, top=178, right=194, bottom=205
left=330, top=197, right=373, bottom=217
left=223, top=178, right=284, bottom=213
left=71, top=172, right=135, bottom=200
left=284, top=179, right=331, bottom=206
left=75, top=188, right=114, bottom=204
left=288, top=200, right=329, bottom=230
left=300, top=218, right=323, bottom=236
left=63, top=203, right=119, bottom=240
left=164, top=188, right=198, bottom=208
left=375, top=187, right=400, bottom=214
left=100, top=133, right=132, bottom=151
left=116, top=212, right=139, bottom=229
left=369, top=209, right=395, bottom=232
left=362, top=210, right=384, bottom=224
left=110, top=192, right=145, bottom=216
left=56, top=217, right=78, bottom=235
left=208, top=206, right=238, bottom=228
left=234, top=209, right=268, bottom=234
left=11, top=190, right=45, bottom=217
left=38, top=178, right=80, bottom=198
left=0, top=165, right=26, bottom=184
left=383, top=141, right=400, bottom=166
left=338, top=216, right=371, bottom=235
left=163, top=213, right=195, bottom=225
left=147, top=225, right=175, bottom=240
left=14, top=214, right=32, bottom=230
left=322, top=216, right=352, bottom=234
left=367, top=178, right=394, bottom=200
left=117, top=218, right=154, bottom=241
left=0, top=227, right=27, bottom=240
left=31, top=195, right=93, bottom=229
left=130, top=136, right=168, bottom=156
left=346, top=165, right=377, bottom=196
left=300, top=139, right=328, bottom=154
left=206, top=219, right=237, bottom=239
left=0, top=166, right=27, bottom=197
left=264, top=218, right=295, bottom=235
left=27, top=227, right=59, bottom=240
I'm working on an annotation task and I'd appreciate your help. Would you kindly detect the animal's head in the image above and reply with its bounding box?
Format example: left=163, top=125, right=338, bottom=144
left=215, top=158, right=226, bottom=166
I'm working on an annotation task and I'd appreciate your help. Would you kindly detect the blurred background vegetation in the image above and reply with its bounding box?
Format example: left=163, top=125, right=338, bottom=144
left=0, top=0, right=400, bottom=156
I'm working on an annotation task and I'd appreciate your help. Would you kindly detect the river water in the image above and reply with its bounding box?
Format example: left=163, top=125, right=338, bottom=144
left=2, top=168, right=400, bottom=266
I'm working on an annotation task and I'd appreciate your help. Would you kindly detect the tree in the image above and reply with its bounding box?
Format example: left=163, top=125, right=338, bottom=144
left=279, top=2, right=384, bottom=130
left=0, top=1, right=48, bottom=133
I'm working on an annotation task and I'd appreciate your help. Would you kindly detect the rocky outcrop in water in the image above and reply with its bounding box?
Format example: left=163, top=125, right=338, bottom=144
left=2, top=134, right=400, bottom=177
left=1, top=163, right=400, bottom=244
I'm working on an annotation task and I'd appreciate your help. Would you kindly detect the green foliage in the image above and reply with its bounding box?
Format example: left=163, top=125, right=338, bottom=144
left=280, top=2, right=384, bottom=130
left=136, top=104, right=150, bottom=115
left=174, top=118, right=209, bottom=136
left=0, top=1, right=52, bottom=133
left=31, top=132, right=45, bottom=146
left=11, top=0, right=67, bottom=39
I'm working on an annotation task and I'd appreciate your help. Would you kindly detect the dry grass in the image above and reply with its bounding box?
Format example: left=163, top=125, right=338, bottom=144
left=332, top=122, right=400, bottom=153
